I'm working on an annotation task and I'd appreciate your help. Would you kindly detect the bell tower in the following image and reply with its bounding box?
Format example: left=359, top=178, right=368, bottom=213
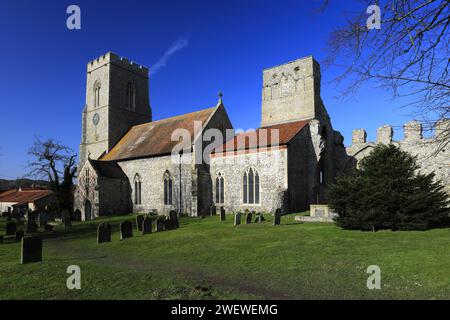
left=79, top=52, right=152, bottom=165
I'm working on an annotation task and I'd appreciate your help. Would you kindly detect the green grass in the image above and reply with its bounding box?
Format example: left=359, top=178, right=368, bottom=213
left=0, top=213, right=449, bottom=299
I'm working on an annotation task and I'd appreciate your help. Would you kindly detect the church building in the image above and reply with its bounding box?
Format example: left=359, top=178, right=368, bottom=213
left=74, top=52, right=349, bottom=220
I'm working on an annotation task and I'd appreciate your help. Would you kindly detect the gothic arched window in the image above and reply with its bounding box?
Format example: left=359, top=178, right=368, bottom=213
left=243, top=168, right=260, bottom=204
left=134, top=174, right=142, bottom=205
left=93, top=81, right=101, bottom=108
left=163, top=171, right=173, bottom=205
left=126, top=82, right=136, bottom=110
left=215, top=172, right=224, bottom=204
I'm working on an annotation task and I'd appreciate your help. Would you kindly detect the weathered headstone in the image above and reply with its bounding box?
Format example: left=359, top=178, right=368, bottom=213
left=142, top=216, right=152, bottom=235
left=234, top=212, right=241, bottom=226
left=0, top=235, right=3, bottom=244
left=62, top=209, right=71, bottom=228
left=273, top=208, right=281, bottom=226
left=21, top=236, right=42, bottom=264
left=210, top=206, right=216, bottom=216
left=120, top=221, right=133, bottom=239
left=246, top=212, right=253, bottom=224
left=38, top=212, right=48, bottom=227
left=136, top=215, right=144, bottom=232
left=220, top=207, right=226, bottom=221
left=97, top=223, right=112, bottom=243
left=26, top=222, right=38, bottom=234
left=44, top=224, right=54, bottom=232
left=73, top=209, right=82, bottom=221
left=15, top=230, right=24, bottom=241
left=156, top=218, right=165, bottom=232
left=169, top=210, right=179, bottom=229
left=6, top=221, right=17, bottom=235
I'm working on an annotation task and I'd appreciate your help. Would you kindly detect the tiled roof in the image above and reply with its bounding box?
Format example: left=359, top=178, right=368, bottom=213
left=102, top=106, right=217, bottom=161
left=213, top=120, right=309, bottom=153
left=89, top=159, right=127, bottom=179
left=0, top=188, right=54, bottom=204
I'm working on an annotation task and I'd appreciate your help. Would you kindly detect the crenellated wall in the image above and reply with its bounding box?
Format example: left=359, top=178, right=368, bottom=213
left=347, top=120, right=450, bottom=195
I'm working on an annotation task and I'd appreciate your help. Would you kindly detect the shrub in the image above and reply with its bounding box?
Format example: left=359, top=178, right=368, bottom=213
left=329, top=144, right=450, bottom=231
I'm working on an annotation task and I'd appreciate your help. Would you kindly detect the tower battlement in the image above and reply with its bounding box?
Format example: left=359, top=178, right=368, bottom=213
left=87, top=52, right=148, bottom=76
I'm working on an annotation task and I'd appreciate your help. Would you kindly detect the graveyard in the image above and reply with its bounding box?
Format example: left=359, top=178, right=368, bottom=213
left=1, top=213, right=450, bottom=299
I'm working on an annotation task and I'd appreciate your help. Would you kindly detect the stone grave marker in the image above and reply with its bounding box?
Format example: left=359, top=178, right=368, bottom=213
left=21, top=236, right=42, bottom=264
left=6, top=221, right=17, bottom=235
left=136, top=215, right=144, bottom=232
left=220, top=207, right=226, bottom=221
left=26, top=222, right=38, bottom=234
left=210, top=205, right=216, bottom=216
left=142, top=216, right=152, bottom=235
left=62, top=209, right=71, bottom=228
left=255, top=213, right=265, bottom=223
left=38, top=212, right=48, bottom=228
left=273, top=208, right=281, bottom=226
left=234, top=212, right=241, bottom=226
left=246, top=212, right=253, bottom=224
left=120, top=221, right=133, bottom=239
left=97, top=223, right=112, bottom=244
left=169, top=210, right=179, bottom=229
left=156, top=218, right=165, bottom=232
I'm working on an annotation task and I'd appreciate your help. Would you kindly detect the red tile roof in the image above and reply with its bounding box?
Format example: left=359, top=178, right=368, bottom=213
left=0, top=188, right=54, bottom=204
left=102, top=106, right=217, bottom=161
left=213, top=120, right=309, bottom=153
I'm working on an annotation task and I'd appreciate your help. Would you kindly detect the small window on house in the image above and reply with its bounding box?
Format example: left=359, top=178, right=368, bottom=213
left=243, top=168, right=260, bottom=204
left=134, top=174, right=142, bottom=205
left=163, top=171, right=173, bottom=205
left=215, top=173, right=225, bottom=204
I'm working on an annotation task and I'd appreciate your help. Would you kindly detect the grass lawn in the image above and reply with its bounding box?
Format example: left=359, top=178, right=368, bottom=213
left=0, top=213, right=449, bottom=300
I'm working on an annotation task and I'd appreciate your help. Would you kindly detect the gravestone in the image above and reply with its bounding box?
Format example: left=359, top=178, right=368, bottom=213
left=38, top=212, right=48, bottom=227
left=26, top=222, right=38, bottom=234
left=44, top=224, right=54, bottom=232
left=136, top=215, right=144, bottom=232
left=273, top=208, right=281, bottom=226
left=156, top=218, right=165, bottom=232
left=73, top=209, right=82, bottom=221
left=15, top=230, right=24, bottom=241
left=255, top=214, right=265, bottom=223
left=246, top=212, right=253, bottom=224
left=120, top=221, right=133, bottom=239
left=220, top=207, right=226, bottom=221
left=97, top=223, right=112, bottom=244
left=169, top=211, right=179, bottom=229
left=21, top=236, right=42, bottom=264
left=234, top=212, right=241, bottom=226
left=62, top=209, right=71, bottom=228
left=6, top=221, right=17, bottom=235
left=210, top=206, right=216, bottom=216
left=142, top=216, right=152, bottom=235
left=0, top=235, right=3, bottom=244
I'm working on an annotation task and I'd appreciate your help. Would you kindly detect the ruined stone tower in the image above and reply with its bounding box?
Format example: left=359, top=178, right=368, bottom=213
left=79, top=52, right=152, bottom=165
left=261, top=56, right=321, bottom=127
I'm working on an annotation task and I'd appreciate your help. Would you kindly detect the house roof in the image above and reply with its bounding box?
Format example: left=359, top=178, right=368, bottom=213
left=88, top=159, right=127, bottom=179
left=213, top=120, right=310, bottom=153
left=0, top=188, right=54, bottom=205
left=102, top=106, right=218, bottom=161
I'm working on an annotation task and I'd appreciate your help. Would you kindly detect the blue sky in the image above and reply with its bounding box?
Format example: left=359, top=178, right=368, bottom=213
left=0, top=0, right=416, bottom=179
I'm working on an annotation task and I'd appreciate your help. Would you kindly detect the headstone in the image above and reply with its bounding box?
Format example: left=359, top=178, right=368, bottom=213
left=38, top=212, right=48, bottom=227
left=15, top=230, right=24, bottom=241
left=169, top=210, right=179, bottom=229
left=246, top=212, right=253, bottom=224
left=26, top=222, right=38, bottom=234
left=220, top=207, right=226, bottom=221
left=210, top=206, right=216, bottom=216
left=142, top=216, right=152, bottom=235
left=255, top=214, right=265, bottom=223
left=156, top=218, right=165, bottom=232
left=0, top=235, right=3, bottom=244
left=6, top=221, right=17, bottom=235
left=273, top=208, right=281, bottom=226
left=21, top=236, right=42, bottom=264
left=44, top=224, right=54, bottom=232
left=62, top=209, right=71, bottom=228
left=73, top=209, right=82, bottom=221
left=234, top=212, right=241, bottom=226
left=120, top=221, right=133, bottom=239
left=136, top=215, right=144, bottom=232
left=97, top=223, right=112, bottom=244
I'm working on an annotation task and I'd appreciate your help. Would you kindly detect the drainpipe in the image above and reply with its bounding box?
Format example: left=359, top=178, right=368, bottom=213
left=179, top=151, right=182, bottom=215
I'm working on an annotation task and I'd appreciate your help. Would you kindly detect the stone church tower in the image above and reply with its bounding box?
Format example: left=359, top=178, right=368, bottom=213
left=79, top=52, right=152, bottom=165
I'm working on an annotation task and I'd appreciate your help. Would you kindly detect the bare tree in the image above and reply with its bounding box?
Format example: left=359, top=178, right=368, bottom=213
left=324, top=0, right=449, bottom=150
left=27, top=136, right=77, bottom=210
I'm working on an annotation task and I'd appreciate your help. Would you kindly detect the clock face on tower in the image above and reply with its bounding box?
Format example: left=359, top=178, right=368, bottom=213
left=93, top=113, right=100, bottom=126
